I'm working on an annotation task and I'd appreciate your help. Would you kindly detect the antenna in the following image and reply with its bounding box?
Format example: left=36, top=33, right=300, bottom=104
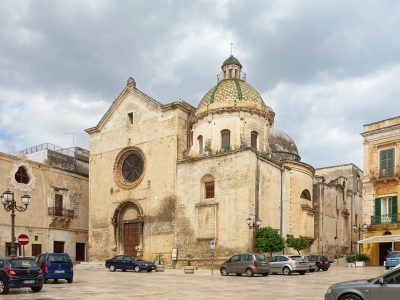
left=64, top=132, right=75, bottom=148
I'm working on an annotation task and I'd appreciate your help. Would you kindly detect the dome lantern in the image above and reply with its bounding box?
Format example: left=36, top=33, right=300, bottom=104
left=221, top=55, right=242, bottom=80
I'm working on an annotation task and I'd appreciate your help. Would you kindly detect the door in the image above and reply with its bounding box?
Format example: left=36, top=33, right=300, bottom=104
left=269, top=256, right=278, bottom=272
left=227, top=255, right=241, bottom=273
left=32, top=244, right=42, bottom=257
left=123, top=222, right=140, bottom=256
left=371, top=269, right=400, bottom=300
left=380, top=242, right=392, bottom=265
left=54, top=241, right=65, bottom=253
left=76, top=243, right=85, bottom=261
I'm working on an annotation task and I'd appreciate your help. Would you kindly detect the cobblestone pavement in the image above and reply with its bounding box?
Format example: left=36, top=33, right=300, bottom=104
left=4, top=264, right=386, bottom=300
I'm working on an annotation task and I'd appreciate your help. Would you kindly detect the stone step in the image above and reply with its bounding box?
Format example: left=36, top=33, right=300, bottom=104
left=75, top=261, right=105, bottom=270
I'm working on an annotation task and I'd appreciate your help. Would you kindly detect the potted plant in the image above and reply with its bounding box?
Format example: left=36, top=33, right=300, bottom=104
left=355, top=253, right=369, bottom=267
left=183, top=254, right=195, bottom=274
left=155, top=254, right=165, bottom=272
left=345, top=253, right=356, bottom=267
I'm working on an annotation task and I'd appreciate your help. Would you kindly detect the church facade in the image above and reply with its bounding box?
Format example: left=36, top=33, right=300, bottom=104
left=86, top=56, right=361, bottom=265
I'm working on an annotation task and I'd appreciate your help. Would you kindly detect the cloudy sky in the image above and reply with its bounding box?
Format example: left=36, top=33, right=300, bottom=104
left=1, top=0, right=400, bottom=169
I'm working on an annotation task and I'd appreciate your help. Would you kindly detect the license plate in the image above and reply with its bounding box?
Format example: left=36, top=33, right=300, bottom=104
left=24, top=280, right=35, bottom=284
left=55, top=270, right=65, bottom=273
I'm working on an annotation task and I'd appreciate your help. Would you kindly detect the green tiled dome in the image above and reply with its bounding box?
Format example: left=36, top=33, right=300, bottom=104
left=222, top=55, right=242, bottom=68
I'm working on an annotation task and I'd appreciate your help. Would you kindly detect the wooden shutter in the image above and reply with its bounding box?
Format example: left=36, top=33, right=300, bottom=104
left=375, top=198, right=381, bottom=224
left=387, top=148, right=394, bottom=168
left=392, top=196, right=398, bottom=222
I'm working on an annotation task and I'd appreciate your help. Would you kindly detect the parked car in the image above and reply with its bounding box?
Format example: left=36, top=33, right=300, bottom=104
left=304, top=255, right=318, bottom=272
left=307, top=254, right=330, bottom=271
left=105, top=255, right=156, bottom=272
left=35, top=253, right=73, bottom=283
left=325, top=266, right=400, bottom=300
left=385, top=251, right=400, bottom=270
left=219, top=253, right=270, bottom=277
left=269, top=255, right=308, bottom=275
left=0, top=257, right=44, bottom=295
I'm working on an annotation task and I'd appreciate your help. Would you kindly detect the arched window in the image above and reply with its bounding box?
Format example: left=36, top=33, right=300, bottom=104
left=221, top=129, right=230, bottom=151
left=198, top=135, right=203, bottom=155
left=251, top=131, right=258, bottom=149
left=15, top=166, right=29, bottom=184
left=201, top=174, right=215, bottom=199
left=300, top=189, right=311, bottom=200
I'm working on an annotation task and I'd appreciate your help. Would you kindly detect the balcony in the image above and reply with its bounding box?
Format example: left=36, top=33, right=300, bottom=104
left=371, top=214, right=399, bottom=225
left=48, top=207, right=74, bottom=219
left=370, top=166, right=399, bottom=182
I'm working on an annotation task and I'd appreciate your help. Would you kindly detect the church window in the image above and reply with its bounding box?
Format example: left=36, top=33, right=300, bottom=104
left=221, top=130, right=230, bottom=151
left=198, top=135, right=203, bottom=155
left=114, top=147, right=146, bottom=189
left=122, top=154, right=144, bottom=182
left=300, top=189, right=311, bottom=200
left=15, top=166, right=29, bottom=184
left=205, top=182, right=215, bottom=199
left=251, top=131, right=258, bottom=149
left=128, top=112, right=133, bottom=124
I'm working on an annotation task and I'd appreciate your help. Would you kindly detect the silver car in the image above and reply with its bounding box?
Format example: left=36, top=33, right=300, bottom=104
left=269, top=255, right=309, bottom=275
left=219, top=253, right=270, bottom=277
left=325, top=267, right=400, bottom=300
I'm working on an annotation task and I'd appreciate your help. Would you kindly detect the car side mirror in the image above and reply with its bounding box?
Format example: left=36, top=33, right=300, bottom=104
left=378, top=278, right=385, bottom=285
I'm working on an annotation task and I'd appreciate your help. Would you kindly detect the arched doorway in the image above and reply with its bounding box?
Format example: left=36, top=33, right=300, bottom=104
left=112, top=201, right=143, bottom=256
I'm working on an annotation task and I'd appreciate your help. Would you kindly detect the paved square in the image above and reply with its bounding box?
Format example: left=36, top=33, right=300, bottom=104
left=4, top=265, right=386, bottom=299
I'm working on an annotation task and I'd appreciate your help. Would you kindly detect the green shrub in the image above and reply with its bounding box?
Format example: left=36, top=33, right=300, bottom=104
left=345, top=254, right=356, bottom=263
left=355, top=253, right=369, bottom=262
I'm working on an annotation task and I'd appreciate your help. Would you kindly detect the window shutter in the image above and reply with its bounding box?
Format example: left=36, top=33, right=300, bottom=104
left=387, top=148, right=394, bottom=168
left=392, top=196, right=398, bottom=222
left=380, top=150, right=387, bottom=170
left=375, top=198, right=381, bottom=224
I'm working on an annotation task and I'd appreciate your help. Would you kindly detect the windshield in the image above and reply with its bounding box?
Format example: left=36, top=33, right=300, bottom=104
left=48, top=254, right=72, bottom=263
left=10, top=259, right=37, bottom=268
left=255, top=254, right=266, bottom=261
left=388, top=252, right=400, bottom=258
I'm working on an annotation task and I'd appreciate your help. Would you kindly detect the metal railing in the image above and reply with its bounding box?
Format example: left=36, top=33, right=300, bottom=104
left=48, top=207, right=74, bottom=218
left=371, top=214, right=399, bottom=225
left=379, top=167, right=397, bottom=178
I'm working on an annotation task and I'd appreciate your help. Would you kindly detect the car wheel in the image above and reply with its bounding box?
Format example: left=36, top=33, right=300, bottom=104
left=386, top=266, right=390, bottom=270
left=322, top=268, right=328, bottom=271
left=220, top=267, right=228, bottom=276
left=245, top=268, right=254, bottom=277
left=0, top=279, right=9, bottom=295
left=262, top=272, right=269, bottom=276
left=122, top=269, right=127, bottom=272
left=309, top=269, right=315, bottom=272
left=31, top=286, right=43, bottom=292
left=283, top=267, right=291, bottom=275
left=109, top=265, right=116, bottom=272
left=134, top=266, right=141, bottom=273
left=339, top=294, right=362, bottom=300
left=67, top=278, right=73, bottom=283
left=235, top=273, right=241, bottom=276
left=147, top=270, right=152, bottom=272
left=299, top=271, right=306, bottom=275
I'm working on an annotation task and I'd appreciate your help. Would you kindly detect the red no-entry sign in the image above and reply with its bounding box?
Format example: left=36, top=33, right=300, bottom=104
left=17, top=234, right=29, bottom=246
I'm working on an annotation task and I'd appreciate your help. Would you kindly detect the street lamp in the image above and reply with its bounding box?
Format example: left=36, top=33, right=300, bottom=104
left=246, top=216, right=262, bottom=252
left=1, top=190, right=31, bottom=256
left=352, top=223, right=368, bottom=253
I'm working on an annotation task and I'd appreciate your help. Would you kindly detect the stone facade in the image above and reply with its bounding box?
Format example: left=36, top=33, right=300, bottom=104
left=361, top=116, right=400, bottom=265
left=0, top=145, right=89, bottom=261
left=86, top=56, right=359, bottom=265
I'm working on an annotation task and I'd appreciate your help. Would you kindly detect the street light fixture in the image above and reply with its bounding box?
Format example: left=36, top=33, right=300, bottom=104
left=1, top=189, right=31, bottom=257
left=352, top=223, right=368, bottom=253
left=246, top=216, right=262, bottom=252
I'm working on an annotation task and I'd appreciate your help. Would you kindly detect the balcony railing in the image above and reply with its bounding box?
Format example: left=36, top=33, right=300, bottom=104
left=48, top=207, right=74, bottom=219
left=371, top=214, right=399, bottom=225
left=379, top=167, right=396, bottom=178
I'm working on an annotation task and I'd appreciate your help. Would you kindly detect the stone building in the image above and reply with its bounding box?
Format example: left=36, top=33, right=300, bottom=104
left=313, top=164, right=363, bottom=257
left=361, top=116, right=400, bottom=266
left=0, top=144, right=89, bottom=261
left=86, top=55, right=360, bottom=264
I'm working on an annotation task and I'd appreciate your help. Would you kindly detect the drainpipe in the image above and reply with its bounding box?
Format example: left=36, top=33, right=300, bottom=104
left=280, top=168, right=283, bottom=238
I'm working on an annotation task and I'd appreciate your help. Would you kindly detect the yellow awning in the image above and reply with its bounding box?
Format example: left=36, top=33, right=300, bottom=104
left=358, top=234, right=400, bottom=244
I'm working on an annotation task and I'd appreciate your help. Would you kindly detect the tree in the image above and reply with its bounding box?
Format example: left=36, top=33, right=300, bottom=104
left=255, top=227, right=285, bottom=257
left=286, top=234, right=310, bottom=255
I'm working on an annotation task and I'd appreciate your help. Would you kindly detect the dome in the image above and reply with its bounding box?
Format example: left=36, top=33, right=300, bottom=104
left=222, top=55, right=242, bottom=68
left=268, top=127, right=300, bottom=162
left=196, top=79, right=267, bottom=114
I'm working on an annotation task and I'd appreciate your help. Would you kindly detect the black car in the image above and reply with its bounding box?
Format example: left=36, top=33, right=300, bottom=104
left=308, top=254, right=330, bottom=271
left=0, top=257, right=44, bottom=294
left=105, top=255, right=156, bottom=272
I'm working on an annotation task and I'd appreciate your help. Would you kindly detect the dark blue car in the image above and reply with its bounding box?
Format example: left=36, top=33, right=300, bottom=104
left=36, top=253, right=73, bottom=283
left=385, top=251, right=400, bottom=269
left=0, top=257, right=44, bottom=294
left=105, top=255, right=156, bottom=272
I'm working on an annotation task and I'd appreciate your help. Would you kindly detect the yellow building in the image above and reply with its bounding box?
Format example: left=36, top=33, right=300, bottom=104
left=361, top=116, right=400, bottom=266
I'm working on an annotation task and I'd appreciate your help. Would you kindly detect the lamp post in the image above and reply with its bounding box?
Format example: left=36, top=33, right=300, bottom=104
left=1, top=190, right=31, bottom=257
left=246, top=216, right=262, bottom=252
left=352, top=223, right=368, bottom=253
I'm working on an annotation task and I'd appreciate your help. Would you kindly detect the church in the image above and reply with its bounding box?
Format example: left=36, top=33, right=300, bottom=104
left=86, top=55, right=362, bottom=265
